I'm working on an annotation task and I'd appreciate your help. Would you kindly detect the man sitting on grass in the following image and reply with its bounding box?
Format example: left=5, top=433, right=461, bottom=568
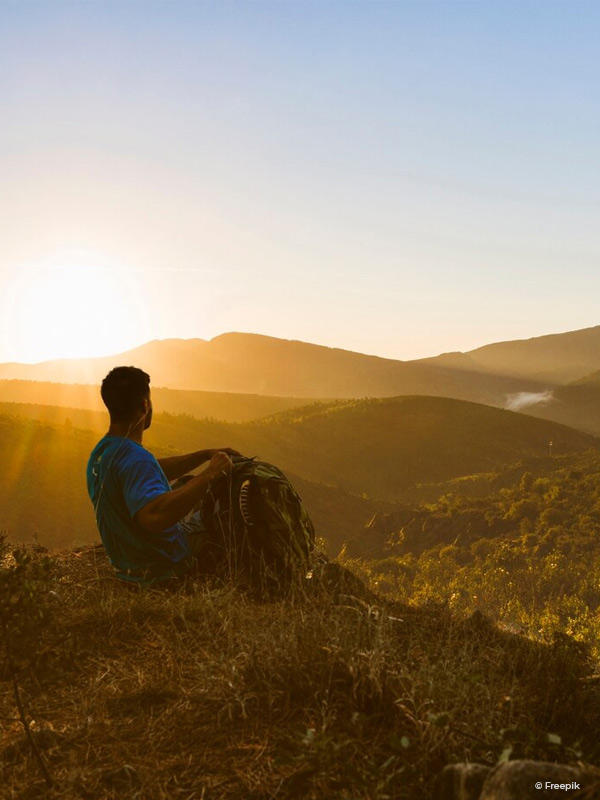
left=87, top=366, right=239, bottom=586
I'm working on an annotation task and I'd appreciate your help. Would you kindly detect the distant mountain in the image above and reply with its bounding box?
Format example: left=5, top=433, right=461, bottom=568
left=419, top=325, right=600, bottom=384
left=523, top=370, right=600, bottom=437
left=0, top=332, right=550, bottom=405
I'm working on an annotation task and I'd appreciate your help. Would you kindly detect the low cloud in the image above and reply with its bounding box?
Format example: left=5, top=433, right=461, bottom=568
left=505, top=390, right=554, bottom=412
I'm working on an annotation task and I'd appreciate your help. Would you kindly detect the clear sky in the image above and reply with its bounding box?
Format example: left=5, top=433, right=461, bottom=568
left=1, top=1, right=599, bottom=363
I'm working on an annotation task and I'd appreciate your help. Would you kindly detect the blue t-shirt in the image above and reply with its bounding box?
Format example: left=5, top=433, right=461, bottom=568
left=86, top=435, right=191, bottom=584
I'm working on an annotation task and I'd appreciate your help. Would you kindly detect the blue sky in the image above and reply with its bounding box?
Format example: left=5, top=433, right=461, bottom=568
left=1, top=1, right=599, bottom=362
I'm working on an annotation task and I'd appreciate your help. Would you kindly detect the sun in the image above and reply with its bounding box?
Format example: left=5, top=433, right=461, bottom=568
left=2, top=251, right=151, bottom=363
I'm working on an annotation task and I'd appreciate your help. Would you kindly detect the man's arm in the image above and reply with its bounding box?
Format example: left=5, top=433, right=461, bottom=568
left=135, top=451, right=232, bottom=534
left=157, top=447, right=241, bottom=482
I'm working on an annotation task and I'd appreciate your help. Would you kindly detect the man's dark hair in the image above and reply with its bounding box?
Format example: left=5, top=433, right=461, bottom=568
left=101, top=366, right=151, bottom=423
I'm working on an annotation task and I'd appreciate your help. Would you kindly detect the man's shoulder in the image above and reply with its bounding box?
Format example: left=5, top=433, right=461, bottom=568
left=89, top=436, right=156, bottom=471
left=114, top=439, right=158, bottom=471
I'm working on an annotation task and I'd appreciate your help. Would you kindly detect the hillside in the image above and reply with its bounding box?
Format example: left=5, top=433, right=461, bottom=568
left=344, top=450, right=600, bottom=560
left=240, top=396, right=598, bottom=501
left=420, top=324, right=600, bottom=384
left=2, top=396, right=597, bottom=549
left=0, top=380, right=325, bottom=423
left=523, top=370, right=600, bottom=437
left=0, top=411, right=390, bottom=553
left=0, top=332, right=549, bottom=405
left=342, top=448, right=600, bottom=664
left=1, top=543, right=599, bottom=799
left=0, top=415, right=100, bottom=548
left=118, top=396, right=598, bottom=502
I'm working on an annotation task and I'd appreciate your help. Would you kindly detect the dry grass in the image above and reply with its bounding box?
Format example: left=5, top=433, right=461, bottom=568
left=1, top=545, right=600, bottom=799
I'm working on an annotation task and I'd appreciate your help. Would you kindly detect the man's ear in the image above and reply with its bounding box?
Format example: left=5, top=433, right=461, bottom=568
left=137, top=397, right=149, bottom=420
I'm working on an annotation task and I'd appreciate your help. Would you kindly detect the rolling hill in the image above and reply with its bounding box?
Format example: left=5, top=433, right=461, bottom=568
left=237, top=396, right=598, bottom=500
left=3, top=395, right=597, bottom=551
left=0, top=411, right=391, bottom=553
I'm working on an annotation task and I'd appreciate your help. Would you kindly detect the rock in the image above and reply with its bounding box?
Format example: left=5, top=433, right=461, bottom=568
left=480, top=760, right=588, bottom=800
left=309, top=560, right=380, bottom=605
left=436, top=760, right=598, bottom=800
left=434, top=762, right=491, bottom=799
left=1, top=727, right=62, bottom=764
left=101, top=764, right=141, bottom=788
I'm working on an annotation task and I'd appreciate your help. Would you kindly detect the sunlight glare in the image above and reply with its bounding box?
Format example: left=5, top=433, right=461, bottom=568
left=2, top=252, right=151, bottom=363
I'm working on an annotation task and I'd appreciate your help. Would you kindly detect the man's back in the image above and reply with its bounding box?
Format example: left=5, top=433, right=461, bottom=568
left=87, top=435, right=190, bottom=584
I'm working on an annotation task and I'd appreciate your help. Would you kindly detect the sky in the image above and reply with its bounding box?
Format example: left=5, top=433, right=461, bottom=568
left=1, top=0, right=600, bottom=364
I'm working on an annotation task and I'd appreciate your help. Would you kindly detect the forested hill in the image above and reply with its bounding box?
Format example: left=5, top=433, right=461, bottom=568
left=345, top=448, right=600, bottom=560
left=221, top=396, right=599, bottom=501
left=2, top=396, right=598, bottom=549
left=341, top=447, right=600, bottom=663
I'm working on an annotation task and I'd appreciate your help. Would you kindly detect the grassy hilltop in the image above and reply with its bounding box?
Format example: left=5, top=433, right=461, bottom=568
left=2, top=543, right=600, bottom=800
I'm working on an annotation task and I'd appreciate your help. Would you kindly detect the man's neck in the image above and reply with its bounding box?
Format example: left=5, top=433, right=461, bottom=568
left=108, top=421, right=144, bottom=444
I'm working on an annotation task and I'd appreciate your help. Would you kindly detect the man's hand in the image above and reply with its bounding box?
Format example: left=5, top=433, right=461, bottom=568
left=135, top=451, right=234, bottom=534
left=157, top=447, right=242, bottom=481
left=205, top=451, right=233, bottom=481
left=211, top=447, right=242, bottom=458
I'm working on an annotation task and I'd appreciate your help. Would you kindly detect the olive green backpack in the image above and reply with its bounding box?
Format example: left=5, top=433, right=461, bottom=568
left=201, top=457, right=315, bottom=593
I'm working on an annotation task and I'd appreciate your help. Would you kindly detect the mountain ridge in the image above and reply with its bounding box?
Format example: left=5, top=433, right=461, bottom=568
left=419, top=324, right=600, bottom=383
left=0, top=328, right=581, bottom=404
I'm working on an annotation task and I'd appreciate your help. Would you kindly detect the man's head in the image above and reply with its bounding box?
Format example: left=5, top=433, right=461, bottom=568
left=101, top=366, right=152, bottom=429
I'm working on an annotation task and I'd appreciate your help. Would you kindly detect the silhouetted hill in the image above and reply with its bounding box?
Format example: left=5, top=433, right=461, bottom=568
left=0, top=333, right=548, bottom=405
left=419, top=324, right=600, bottom=384
left=523, top=370, right=600, bottom=436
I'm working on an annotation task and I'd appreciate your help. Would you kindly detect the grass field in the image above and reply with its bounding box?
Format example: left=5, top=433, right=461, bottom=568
left=2, top=544, right=600, bottom=799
